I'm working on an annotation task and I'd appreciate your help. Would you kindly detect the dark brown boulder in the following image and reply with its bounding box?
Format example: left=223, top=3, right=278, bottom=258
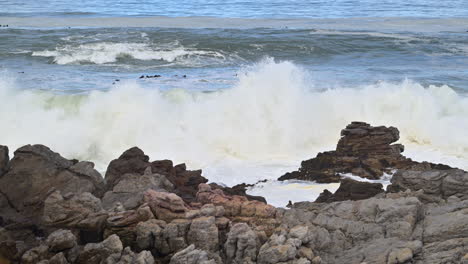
left=279, top=122, right=415, bottom=183
left=105, top=147, right=208, bottom=203
left=104, top=147, right=150, bottom=191
left=0, top=145, right=105, bottom=224
left=315, top=178, right=384, bottom=203
left=210, top=183, right=267, bottom=203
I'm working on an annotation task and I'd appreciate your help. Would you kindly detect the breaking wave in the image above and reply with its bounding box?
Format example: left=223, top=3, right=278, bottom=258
left=32, top=42, right=229, bottom=65
left=1, top=59, right=468, bottom=183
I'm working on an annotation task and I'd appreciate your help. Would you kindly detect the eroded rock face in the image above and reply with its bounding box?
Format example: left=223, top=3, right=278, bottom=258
left=315, top=178, right=384, bottom=203
left=279, top=122, right=415, bottom=183
left=169, top=244, right=221, bottom=264
left=43, top=191, right=107, bottom=233
left=105, top=147, right=210, bottom=203
left=102, top=167, right=174, bottom=211
left=0, top=145, right=104, bottom=223
left=225, top=223, right=258, bottom=264
left=105, top=147, right=150, bottom=191
left=3, top=125, right=468, bottom=264
left=388, top=168, right=468, bottom=201
left=76, top=234, right=123, bottom=264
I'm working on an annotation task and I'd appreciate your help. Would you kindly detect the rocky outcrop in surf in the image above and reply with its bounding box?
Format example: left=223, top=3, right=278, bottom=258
left=1, top=122, right=468, bottom=264
left=278, top=121, right=451, bottom=183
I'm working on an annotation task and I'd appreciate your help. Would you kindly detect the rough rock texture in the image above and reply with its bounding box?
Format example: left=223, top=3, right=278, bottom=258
left=210, top=183, right=267, bottom=203
left=388, top=168, right=468, bottom=201
left=43, top=191, right=107, bottom=233
left=0, top=145, right=104, bottom=224
left=2, top=123, right=468, bottom=264
left=315, top=178, right=384, bottom=203
left=224, top=223, right=258, bottom=264
left=279, top=122, right=416, bottom=183
left=0, top=145, right=8, bottom=177
left=169, top=244, right=221, bottom=264
left=46, top=229, right=77, bottom=252
left=102, top=166, right=174, bottom=210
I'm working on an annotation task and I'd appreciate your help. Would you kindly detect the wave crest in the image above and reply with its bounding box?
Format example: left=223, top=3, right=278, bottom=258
left=32, top=42, right=229, bottom=65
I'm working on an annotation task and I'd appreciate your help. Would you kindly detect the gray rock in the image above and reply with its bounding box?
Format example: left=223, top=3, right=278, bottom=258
left=102, top=167, right=174, bottom=210
left=169, top=244, right=221, bottom=264
left=46, top=229, right=77, bottom=252
left=390, top=168, right=468, bottom=200
left=187, top=217, right=219, bottom=251
left=76, top=234, right=123, bottom=264
left=224, top=223, right=258, bottom=264
left=43, top=191, right=107, bottom=231
left=21, top=245, right=50, bottom=264
left=49, top=252, right=69, bottom=264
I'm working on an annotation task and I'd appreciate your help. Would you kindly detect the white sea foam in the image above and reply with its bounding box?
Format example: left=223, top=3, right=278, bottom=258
left=1, top=59, right=468, bottom=188
left=32, top=42, right=227, bottom=65
left=247, top=180, right=341, bottom=208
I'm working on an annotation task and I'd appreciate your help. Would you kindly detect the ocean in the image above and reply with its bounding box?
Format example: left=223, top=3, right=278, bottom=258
left=1, top=0, right=468, bottom=206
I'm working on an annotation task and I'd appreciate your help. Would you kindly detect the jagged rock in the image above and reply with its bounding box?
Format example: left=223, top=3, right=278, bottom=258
left=163, top=219, right=191, bottom=255
left=76, top=234, right=123, bottom=264
left=46, top=229, right=77, bottom=252
left=43, top=191, right=107, bottom=236
left=0, top=145, right=8, bottom=177
left=0, top=145, right=104, bottom=223
left=257, top=241, right=296, bottom=264
left=388, top=168, right=468, bottom=201
left=188, top=216, right=219, bottom=251
left=279, top=122, right=415, bottom=183
left=210, top=183, right=267, bottom=203
left=315, top=178, right=384, bottom=203
left=49, top=252, right=69, bottom=264
left=135, top=219, right=166, bottom=250
left=104, top=204, right=154, bottom=247
left=196, top=184, right=276, bottom=219
left=109, top=247, right=155, bottom=264
left=224, top=223, right=258, bottom=264
left=162, top=163, right=207, bottom=203
left=144, top=190, right=188, bottom=222
left=21, top=244, right=51, bottom=264
left=102, top=167, right=174, bottom=210
left=169, top=244, right=221, bottom=264
left=105, top=147, right=209, bottom=203
left=105, top=147, right=150, bottom=191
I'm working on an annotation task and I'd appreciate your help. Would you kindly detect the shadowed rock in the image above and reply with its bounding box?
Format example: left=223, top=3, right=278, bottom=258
left=315, top=178, right=384, bottom=203
left=0, top=145, right=8, bottom=177
left=0, top=145, right=104, bottom=225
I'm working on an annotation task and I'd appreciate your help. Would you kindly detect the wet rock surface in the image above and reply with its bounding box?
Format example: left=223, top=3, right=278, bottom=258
left=1, top=122, right=468, bottom=264
left=280, top=122, right=425, bottom=183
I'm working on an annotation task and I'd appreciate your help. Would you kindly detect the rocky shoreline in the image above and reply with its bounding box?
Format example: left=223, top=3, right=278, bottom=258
left=1, top=122, right=468, bottom=264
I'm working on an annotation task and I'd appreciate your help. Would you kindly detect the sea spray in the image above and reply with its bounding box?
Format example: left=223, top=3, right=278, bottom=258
left=1, top=59, right=468, bottom=185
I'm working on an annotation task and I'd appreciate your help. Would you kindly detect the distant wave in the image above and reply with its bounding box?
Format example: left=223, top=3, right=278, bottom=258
left=2, top=16, right=468, bottom=33
left=1, top=59, right=468, bottom=181
left=32, top=42, right=230, bottom=65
